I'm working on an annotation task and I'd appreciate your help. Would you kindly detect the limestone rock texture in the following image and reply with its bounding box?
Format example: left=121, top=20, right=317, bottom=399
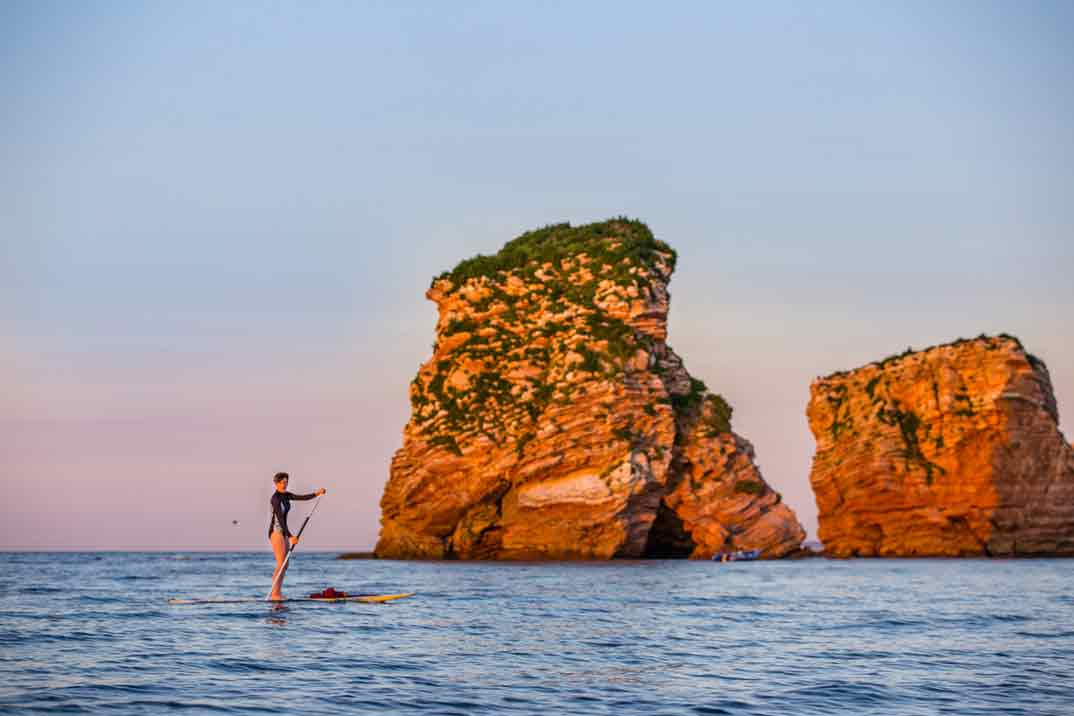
left=808, top=335, right=1074, bottom=557
left=375, top=219, right=804, bottom=560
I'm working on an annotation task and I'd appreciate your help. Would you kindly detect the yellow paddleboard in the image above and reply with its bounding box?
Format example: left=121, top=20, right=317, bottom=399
left=169, top=592, right=415, bottom=605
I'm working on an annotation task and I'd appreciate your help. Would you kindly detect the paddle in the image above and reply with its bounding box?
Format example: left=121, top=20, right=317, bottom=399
left=266, top=494, right=323, bottom=600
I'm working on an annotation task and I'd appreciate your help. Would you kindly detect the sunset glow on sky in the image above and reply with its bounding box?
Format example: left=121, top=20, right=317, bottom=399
left=3, top=1, right=1072, bottom=550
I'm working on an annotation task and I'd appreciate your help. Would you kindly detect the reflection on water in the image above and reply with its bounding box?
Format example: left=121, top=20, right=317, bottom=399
left=266, top=602, right=289, bottom=626
left=0, top=554, right=1072, bottom=715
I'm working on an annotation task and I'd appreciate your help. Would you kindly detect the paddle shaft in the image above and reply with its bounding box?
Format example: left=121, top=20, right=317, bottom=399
left=266, top=495, right=322, bottom=599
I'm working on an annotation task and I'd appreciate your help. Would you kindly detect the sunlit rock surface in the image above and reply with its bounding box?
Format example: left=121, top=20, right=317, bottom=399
left=375, top=219, right=804, bottom=559
left=808, top=335, right=1074, bottom=557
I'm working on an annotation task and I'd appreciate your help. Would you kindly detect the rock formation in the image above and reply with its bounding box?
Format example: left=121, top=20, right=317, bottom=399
left=376, top=219, right=804, bottom=559
left=808, top=335, right=1074, bottom=557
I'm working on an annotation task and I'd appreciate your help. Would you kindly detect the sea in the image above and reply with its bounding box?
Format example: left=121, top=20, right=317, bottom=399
left=1, top=553, right=1072, bottom=715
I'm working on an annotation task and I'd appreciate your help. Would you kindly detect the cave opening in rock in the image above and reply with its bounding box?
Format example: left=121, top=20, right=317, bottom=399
left=643, top=502, right=695, bottom=558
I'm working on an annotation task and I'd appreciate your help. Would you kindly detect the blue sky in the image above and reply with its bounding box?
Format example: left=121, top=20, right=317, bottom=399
left=3, top=1, right=1072, bottom=549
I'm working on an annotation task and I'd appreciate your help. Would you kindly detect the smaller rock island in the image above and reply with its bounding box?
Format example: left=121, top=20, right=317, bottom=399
left=808, top=335, right=1074, bottom=557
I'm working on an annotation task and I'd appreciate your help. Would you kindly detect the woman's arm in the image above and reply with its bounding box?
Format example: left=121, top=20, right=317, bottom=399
left=286, top=491, right=318, bottom=501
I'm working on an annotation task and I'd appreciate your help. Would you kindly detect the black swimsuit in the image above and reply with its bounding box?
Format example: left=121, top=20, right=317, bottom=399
left=268, top=491, right=316, bottom=539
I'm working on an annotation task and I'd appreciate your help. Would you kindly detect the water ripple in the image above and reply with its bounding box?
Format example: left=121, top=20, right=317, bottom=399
left=0, top=554, right=1072, bottom=714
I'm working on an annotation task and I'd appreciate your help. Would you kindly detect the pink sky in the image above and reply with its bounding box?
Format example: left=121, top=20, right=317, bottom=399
left=5, top=302, right=1071, bottom=550
left=4, top=2, right=1072, bottom=550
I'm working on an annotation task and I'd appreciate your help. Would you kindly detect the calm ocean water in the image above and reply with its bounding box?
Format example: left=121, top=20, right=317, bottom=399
left=1, top=553, right=1072, bottom=715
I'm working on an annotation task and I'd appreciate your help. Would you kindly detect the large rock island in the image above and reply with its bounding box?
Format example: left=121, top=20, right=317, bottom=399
left=808, top=335, right=1074, bottom=557
left=376, top=219, right=805, bottom=559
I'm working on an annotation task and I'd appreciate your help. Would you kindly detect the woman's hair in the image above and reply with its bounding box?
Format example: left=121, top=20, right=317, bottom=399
left=273, top=472, right=289, bottom=484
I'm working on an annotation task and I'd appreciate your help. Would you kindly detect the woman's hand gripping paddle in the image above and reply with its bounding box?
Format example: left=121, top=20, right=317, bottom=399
left=266, top=495, right=323, bottom=601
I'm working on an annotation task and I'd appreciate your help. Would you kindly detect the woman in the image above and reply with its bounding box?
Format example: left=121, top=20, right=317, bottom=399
left=268, top=472, right=326, bottom=600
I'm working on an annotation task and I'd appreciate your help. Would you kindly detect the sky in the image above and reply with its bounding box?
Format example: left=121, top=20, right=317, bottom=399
left=3, top=1, right=1072, bottom=550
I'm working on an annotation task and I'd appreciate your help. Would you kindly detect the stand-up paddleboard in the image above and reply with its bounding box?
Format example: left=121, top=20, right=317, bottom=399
left=169, top=592, right=415, bottom=606
left=172, top=496, right=412, bottom=606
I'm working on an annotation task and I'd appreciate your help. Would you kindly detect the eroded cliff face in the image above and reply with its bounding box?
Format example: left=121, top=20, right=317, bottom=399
left=808, top=335, right=1074, bottom=557
left=376, top=219, right=804, bottom=559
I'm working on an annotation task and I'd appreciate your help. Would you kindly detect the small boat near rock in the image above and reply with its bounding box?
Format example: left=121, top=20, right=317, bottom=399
left=713, top=549, right=761, bottom=562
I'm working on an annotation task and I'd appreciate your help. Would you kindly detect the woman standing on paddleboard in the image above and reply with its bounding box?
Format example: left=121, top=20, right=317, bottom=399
left=268, top=472, right=326, bottom=600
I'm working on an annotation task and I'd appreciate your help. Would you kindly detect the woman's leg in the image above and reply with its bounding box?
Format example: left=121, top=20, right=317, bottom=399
left=269, top=531, right=288, bottom=599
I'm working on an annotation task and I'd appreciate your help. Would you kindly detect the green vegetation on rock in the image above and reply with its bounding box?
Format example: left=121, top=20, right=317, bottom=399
left=820, top=333, right=1036, bottom=381
left=826, top=384, right=852, bottom=440
left=434, top=217, right=676, bottom=289
left=953, top=391, right=975, bottom=417
left=875, top=400, right=945, bottom=485
left=734, top=480, right=764, bottom=495
left=411, top=218, right=678, bottom=454
left=671, top=377, right=707, bottom=413
left=701, top=394, right=733, bottom=437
